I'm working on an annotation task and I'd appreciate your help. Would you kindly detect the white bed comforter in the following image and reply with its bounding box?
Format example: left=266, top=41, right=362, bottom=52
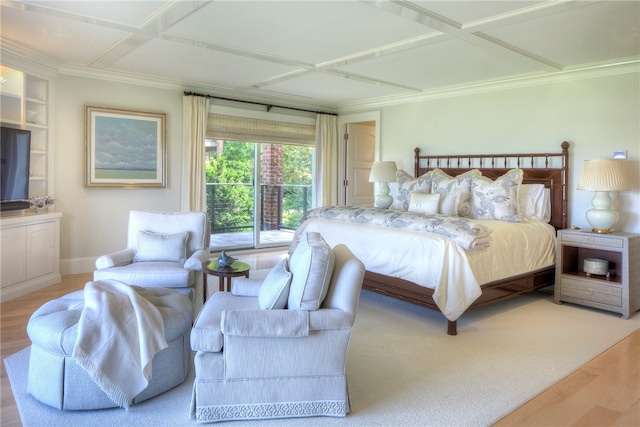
left=294, top=217, right=556, bottom=321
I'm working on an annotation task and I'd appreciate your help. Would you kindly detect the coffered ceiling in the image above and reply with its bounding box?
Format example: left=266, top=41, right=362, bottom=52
left=1, top=1, right=638, bottom=111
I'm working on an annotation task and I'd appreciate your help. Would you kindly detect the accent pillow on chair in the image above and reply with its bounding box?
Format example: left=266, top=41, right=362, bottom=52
left=134, top=230, right=189, bottom=263
left=287, top=232, right=335, bottom=310
left=258, top=257, right=292, bottom=310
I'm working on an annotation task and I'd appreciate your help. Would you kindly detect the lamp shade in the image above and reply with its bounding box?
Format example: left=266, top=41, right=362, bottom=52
left=577, top=159, right=629, bottom=192
left=369, top=161, right=397, bottom=183
left=577, top=158, right=629, bottom=233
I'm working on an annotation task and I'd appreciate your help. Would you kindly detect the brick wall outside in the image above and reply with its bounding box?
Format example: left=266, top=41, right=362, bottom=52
left=261, top=144, right=284, bottom=230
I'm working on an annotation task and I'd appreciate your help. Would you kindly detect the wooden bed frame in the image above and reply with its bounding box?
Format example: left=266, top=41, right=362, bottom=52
left=362, top=141, right=570, bottom=335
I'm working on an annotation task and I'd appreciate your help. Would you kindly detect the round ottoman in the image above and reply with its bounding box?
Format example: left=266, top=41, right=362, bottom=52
left=26, top=283, right=193, bottom=410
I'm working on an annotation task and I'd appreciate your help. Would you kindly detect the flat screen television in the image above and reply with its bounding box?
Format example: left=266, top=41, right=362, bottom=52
left=1, top=126, right=32, bottom=211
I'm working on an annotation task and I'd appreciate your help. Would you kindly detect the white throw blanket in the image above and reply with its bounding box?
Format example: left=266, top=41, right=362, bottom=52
left=73, top=280, right=168, bottom=409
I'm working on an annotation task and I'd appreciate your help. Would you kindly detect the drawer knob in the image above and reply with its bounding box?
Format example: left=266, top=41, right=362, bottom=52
left=586, top=288, right=594, bottom=296
left=587, top=237, right=595, bottom=243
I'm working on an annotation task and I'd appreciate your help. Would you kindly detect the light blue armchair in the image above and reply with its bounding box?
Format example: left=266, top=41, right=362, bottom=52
left=93, top=210, right=210, bottom=312
left=190, top=234, right=365, bottom=423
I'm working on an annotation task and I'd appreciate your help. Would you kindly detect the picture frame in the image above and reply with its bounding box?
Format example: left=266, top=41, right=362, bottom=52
left=85, top=106, right=166, bottom=188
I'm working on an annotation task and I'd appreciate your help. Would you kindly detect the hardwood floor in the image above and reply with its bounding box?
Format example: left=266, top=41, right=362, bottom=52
left=1, top=250, right=638, bottom=426
left=493, top=328, right=639, bottom=426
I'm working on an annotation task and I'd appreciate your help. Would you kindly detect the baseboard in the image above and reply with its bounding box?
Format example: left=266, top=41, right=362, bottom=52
left=0, top=273, right=61, bottom=303
left=60, top=257, right=96, bottom=275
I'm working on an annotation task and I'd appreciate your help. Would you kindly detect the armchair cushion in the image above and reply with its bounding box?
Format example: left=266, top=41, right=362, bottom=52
left=258, top=258, right=292, bottom=310
left=134, top=230, right=189, bottom=263
left=288, top=232, right=335, bottom=310
left=95, top=248, right=135, bottom=270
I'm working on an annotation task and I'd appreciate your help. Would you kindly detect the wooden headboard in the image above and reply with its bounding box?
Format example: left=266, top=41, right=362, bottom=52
left=414, top=141, right=570, bottom=230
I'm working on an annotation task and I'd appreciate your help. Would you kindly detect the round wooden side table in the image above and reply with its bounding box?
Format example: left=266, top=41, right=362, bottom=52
left=202, top=260, right=251, bottom=302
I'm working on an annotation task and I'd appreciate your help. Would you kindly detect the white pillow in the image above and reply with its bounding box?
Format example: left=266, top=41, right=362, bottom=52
left=519, top=184, right=549, bottom=222
left=390, top=170, right=433, bottom=211
left=472, top=169, right=524, bottom=222
left=431, top=169, right=481, bottom=218
left=408, top=192, right=440, bottom=214
left=288, top=232, right=335, bottom=311
left=438, top=194, right=460, bottom=216
left=258, top=257, right=292, bottom=310
left=134, top=230, right=188, bottom=263
left=542, top=188, right=551, bottom=223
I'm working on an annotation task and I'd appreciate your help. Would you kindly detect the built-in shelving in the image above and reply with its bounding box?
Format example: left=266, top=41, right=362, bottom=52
left=0, top=65, right=52, bottom=199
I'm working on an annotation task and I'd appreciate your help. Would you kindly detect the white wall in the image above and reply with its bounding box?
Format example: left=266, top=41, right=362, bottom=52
left=55, top=71, right=639, bottom=274
left=378, top=72, right=640, bottom=234
left=55, top=75, right=185, bottom=273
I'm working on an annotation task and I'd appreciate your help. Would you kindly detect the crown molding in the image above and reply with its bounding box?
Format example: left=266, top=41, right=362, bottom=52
left=1, top=38, right=59, bottom=79
left=4, top=36, right=637, bottom=115
left=56, top=64, right=338, bottom=114
left=336, top=59, right=640, bottom=113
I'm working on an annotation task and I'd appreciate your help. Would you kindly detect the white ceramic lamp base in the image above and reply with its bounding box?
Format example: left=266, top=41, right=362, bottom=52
left=585, top=191, right=618, bottom=233
left=374, top=182, right=392, bottom=209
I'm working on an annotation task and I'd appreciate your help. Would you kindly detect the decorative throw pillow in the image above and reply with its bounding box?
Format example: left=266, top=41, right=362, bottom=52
left=408, top=192, right=440, bottom=214
left=288, top=232, right=335, bottom=311
left=390, top=170, right=433, bottom=211
left=438, top=193, right=460, bottom=216
left=134, top=230, right=189, bottom=263
left=258, top=257, right=293, bottom=310
left=519, top=183, right=549, bottom=222
left=431, top=169, right=481, bottom=217
left=472, top=168, right=524, bottom=222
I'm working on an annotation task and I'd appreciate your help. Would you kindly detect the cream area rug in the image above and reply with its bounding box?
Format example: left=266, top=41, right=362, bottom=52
left=5, top=289, right=639, bottom=427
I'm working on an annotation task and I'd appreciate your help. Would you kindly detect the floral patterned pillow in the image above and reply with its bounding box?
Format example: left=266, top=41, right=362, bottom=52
left=431, top=169, right=482, bottom=217
left=390, top=170, right=433, bottom=211
left=472, top=168, right=524, bottom=222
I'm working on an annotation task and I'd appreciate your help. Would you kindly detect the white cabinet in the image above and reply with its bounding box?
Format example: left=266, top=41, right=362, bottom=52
left=0, top=65, right=53, bottom=198
left=1, top=211, right=61, bottom=302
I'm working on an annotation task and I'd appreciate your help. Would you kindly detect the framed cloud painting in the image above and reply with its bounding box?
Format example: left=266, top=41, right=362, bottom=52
left=85, top=106, right=166, bottom=188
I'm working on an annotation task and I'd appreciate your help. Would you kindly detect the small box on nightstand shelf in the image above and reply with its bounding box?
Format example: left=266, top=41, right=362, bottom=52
left=554, top=229, right=640, bottom=319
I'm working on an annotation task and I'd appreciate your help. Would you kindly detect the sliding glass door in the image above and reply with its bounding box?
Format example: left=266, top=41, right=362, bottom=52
left=206, top=139, right=313, bottom=251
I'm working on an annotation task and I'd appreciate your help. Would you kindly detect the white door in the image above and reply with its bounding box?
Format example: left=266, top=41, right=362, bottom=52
left=345, top=122, right=375, bottom=206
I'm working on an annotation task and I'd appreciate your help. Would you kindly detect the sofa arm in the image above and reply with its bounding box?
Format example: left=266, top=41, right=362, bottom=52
left=95, top=249, right=135, bottom=269
left=183, top=248, right=210, bottom=270
left=230, top=278, right=262, bottom=297
left=308, top=308, right=354, bottom=331
left=222, top=309, right=309, bottom=337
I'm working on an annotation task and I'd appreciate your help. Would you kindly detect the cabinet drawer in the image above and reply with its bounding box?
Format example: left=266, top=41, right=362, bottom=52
left=560, top=277, right=622, bottom=307
left=561, top=232, right=622, bottom=248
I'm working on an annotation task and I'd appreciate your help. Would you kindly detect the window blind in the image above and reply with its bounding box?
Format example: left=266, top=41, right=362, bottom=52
left=207, top=113, right=316, bottom=146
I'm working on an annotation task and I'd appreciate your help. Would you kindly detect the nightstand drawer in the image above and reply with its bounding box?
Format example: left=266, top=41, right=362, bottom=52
left=560, top=277, right=622, bottom=307
left=560, top=232, right=623, bottom=248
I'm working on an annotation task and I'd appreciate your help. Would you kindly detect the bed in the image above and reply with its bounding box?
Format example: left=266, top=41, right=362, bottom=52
left=294, top=142, right=570, bottom=335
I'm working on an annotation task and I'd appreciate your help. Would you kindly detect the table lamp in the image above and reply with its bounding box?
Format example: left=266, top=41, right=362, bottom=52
left=577, top=159, right=629, bottom=233
left=369, top=161, right=397, bottom=209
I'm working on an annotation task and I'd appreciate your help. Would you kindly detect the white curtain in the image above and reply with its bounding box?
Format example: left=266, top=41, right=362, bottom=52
left=315, top=114, right=339, bottom=207
left=182, top=95, right=210, bottom=212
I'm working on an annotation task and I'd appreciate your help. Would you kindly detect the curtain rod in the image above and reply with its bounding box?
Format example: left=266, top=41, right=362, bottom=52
left=183, top=91, right=337, bottom=116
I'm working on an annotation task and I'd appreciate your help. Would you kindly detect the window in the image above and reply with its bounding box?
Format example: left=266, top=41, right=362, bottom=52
left=205, top=108, right=316, bottom=250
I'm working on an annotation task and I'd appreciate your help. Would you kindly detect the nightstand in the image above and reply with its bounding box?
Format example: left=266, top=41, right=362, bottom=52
left=554, top=229, right=640, bottom=318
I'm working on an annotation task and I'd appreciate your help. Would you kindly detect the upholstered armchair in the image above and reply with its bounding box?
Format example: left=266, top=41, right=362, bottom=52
left=190, top=233, right=365, bottom=423
left=93, top=210, right=209, bottom=312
